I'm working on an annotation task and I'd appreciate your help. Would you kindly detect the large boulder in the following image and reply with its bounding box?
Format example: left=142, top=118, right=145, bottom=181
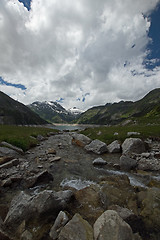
left=72, top=133, right=91, bottom=147
left=58, top=213, right=93, bottom=240
left=107, top=140, right=121, bottom=153
left=108, top=205, right=143, bottom=234
left=99, top=175, right=138, bottom=214
left=122, top=138, right=146, bottom=155
left=4, top=190, right=73, bottom=236
left=74, top=185, right=104, bottom=225
left=94, top=210, right=134, bottom=240
left=139, top=188, right=160, bottom=233
left=137, top=157, right=160, bottom=171
left=120, top=155, right=137, bottom=170
left=85, top=140, right=108, bottom=154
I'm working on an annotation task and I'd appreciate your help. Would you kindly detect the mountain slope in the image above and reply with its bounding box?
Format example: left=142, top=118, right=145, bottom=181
left=77, top=88, right=160, bottom=125
left=28, top=101, right=79, bottom=123
left=0, top=91, right=48, bottom=125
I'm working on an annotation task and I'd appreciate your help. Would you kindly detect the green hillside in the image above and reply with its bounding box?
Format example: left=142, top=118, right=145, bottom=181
left=0, top=91, right=48, bottom=125
left=77, top=88, right=160, bottom=125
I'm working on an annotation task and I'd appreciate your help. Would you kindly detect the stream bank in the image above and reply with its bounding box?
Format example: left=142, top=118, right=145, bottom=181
left=0, top=131, right=160, bottom=239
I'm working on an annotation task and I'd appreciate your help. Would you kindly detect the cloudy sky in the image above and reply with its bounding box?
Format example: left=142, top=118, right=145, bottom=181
left=0, top=0, right=160, bottom=110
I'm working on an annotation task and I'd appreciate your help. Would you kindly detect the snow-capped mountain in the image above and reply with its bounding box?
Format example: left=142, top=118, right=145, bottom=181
left=28, top=101, right=82, bottom=123
left=68, top=107, right=84, bottom=115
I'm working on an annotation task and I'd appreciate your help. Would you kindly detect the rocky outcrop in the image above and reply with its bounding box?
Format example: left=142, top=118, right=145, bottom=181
left=94, top=210, right=134, bottom=240
left=58, top=213, right=93, bottom=240
left=85, top=139, right=108, bottom=154
left=122, top=138, right=146, bottom=155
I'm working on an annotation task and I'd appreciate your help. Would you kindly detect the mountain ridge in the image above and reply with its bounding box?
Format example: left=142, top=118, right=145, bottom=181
left=0, top=91, right=48, bottom=125
left=77, top=88, right=160, bottom=125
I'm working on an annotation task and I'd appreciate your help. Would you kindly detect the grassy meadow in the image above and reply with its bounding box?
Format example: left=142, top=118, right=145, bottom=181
left=0, top=125, right=58, bottom=151
left=80, top=124, right=160, bottom=144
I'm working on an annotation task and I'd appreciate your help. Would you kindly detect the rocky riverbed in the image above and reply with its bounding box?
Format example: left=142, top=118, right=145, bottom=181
left=0, top=131, right=160, bottom=240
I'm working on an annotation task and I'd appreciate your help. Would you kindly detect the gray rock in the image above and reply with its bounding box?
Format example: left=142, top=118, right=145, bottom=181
left=108, top=205, right=143, bottom=233
left=85, top=140, right=108, bottom=154
left=138, top=157, right=160, bottom=171
left=72, top=133, right=91, bottom=147
left=0, top=147, right=20, bottom=157
left=122, top=138, right=146, bottom=155
left=94, top=210, right=134, bottom=240
left=4, top=191, right=33, bottom=232
left=0, top=159, right=19, bottom=170
left=50, top=156, right=61, bottom=162
left=58, top=213, right=93, bottom=240
left=24, top=170, right=53, bottom=188
left=120, top=155, right=137, bottom=170
left=21, top=230, right=33, bottom=240
left=107, top=140, right=121, bottom=153
left=127, top=132, right=140, bottom=137
left=4, top=190, right=73, bottom=235
left=92, top=158, right=107, bottom=165
left=49, top=211, right=69, bottom=239
left=0, top=142, right=24, bottom=154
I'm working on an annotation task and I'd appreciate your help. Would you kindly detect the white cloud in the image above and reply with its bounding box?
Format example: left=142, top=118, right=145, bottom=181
left=0, top=0, right=160, bottom=110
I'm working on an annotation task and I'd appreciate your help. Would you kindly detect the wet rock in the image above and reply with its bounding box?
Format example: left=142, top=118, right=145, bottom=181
left=24, top=170, right=53, bottom=188
left=120, top=155, right=137, bottom=170
left=94, top=210, right=134, bottom=240
left=72, top=133, right=91, bottom=147
left=137, top=157, right=160, bottom=171
left=49, top=211, right=69, bottom=240
left=107, top=140, right=121, bottom=153
left=0, top=142, right=24, bottom=154
left=122, top=138, right=146, bottom=155
left=58, top=213, right=93, bottom=240
left=85, top=140, right=108, bottom=154
left=92, top=158, right=107, bottom=165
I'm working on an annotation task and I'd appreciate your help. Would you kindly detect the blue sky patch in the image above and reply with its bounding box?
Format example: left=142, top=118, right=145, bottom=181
left=0, top=77, right=26, bottom=90
left=18, top=0, right=31, bottom=11
left=146, top=3, right=160, bottom=69
left=56, top=97, right=65, bottom=103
